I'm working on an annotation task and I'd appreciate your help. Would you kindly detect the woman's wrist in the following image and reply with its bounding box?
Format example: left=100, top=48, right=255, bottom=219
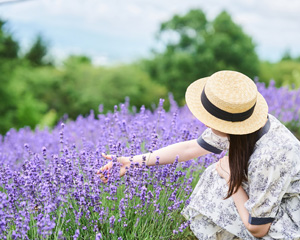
left=146, top=152, right=152, bottom=166
left=130, top=154, right=150, bottom=167
left=117, top=156, right=129, bottom=166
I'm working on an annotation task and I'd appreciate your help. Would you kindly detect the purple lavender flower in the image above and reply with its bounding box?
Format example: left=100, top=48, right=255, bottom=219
left=95, top=232, right=102, bottom=240
left=109, top=215, right=116, bottom=228
left=73, top=229, right=80, bottom=240
left=0, top=86, right=298, bottom=239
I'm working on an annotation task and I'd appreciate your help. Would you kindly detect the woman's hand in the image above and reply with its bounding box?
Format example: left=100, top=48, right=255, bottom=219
left=97, top=153, right=130, bottom=184
left=216, top=156, right=231, bottom=183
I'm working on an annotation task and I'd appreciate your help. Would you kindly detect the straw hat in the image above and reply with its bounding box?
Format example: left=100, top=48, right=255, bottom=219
left=185, top=70, right=268, bottom=135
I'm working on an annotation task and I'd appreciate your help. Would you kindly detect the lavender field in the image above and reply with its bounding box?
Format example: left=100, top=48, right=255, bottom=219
left=0, top=81, right=300, bottom=240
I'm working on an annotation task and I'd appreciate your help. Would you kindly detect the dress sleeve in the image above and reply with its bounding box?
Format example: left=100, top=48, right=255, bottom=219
left=197, top=128, right=229, bottom=154
left=244, top=150, right=293, bottom=225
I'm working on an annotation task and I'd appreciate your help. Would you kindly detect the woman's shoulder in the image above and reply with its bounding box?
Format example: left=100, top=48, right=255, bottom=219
left=268, top=114, right=285, bottom=128
left=251, top=114, right=300, bottom=166
left=263, top=114, right=299, bottom=146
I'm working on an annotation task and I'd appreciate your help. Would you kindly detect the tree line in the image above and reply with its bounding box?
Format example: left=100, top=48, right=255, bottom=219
left=1, top=9, right=300, bottom=134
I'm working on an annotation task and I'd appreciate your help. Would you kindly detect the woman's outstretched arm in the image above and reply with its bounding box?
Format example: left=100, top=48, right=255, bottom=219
left=98, top=139, right=210, bottom=183
left=129, top=139, right=210, bottom=166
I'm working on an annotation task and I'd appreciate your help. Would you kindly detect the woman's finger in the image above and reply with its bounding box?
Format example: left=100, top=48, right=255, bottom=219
left=97, top=167, right=104, bottom=175
left=97, top=168, right=110, bottom=183
left=97, top=164, right=109, bottom=174
left=96, top=168, right=102, bottom=174
left=102, top=153, right=112, bottom=160
left=101, top=174, right=109, bottom=183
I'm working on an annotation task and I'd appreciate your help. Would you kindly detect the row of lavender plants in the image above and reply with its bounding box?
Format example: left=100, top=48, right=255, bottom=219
left=0, top=81, right=300, bottom=240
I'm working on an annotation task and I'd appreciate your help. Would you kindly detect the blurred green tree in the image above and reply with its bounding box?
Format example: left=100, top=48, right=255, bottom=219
left=0, top=19, right=20, bottom=133
left=56, top=57, right=167, bottom=118
left=0, top=20, right=19, bottom=59
left=65, top=54, right=92, bottom=64
left=281, top=49, right=293, bottom=61
left=141, top=9, right=259, bottom=103
left=259, top=60, right=300, bottom=88
left=24, top=34, right=52, bottom=66
left=10, top=63, right=53, bottom=130
left=11, top=56, right=167, bottom=125
left=0, top=19, right=53, bottom=133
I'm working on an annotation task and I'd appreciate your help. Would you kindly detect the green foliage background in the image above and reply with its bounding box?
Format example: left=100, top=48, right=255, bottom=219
left=0, top=10, right=300, bottom=134
left=140, top=10, right=260, bottom=102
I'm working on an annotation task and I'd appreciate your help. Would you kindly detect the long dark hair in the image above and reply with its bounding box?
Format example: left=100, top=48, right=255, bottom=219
left=225, top=129, right=259, bottom=199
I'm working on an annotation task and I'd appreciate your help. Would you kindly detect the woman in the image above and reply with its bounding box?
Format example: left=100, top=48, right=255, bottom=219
left=98, top=71, right=300, bottom=239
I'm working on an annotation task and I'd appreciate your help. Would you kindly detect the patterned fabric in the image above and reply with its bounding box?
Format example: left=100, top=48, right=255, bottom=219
left=181, top=114, right=300, bottom=239
left=198, top=128, right=229, bottom=153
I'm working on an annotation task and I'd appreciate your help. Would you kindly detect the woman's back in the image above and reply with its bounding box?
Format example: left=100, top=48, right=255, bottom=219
left=181, top=114, right=300, bottom=239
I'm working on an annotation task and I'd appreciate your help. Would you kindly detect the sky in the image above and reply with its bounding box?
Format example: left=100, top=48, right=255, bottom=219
left=0, top=0, right=299, bottom=65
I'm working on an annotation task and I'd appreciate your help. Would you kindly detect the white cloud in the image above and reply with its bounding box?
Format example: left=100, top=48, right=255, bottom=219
left=0, top=0, right=299, bottom=63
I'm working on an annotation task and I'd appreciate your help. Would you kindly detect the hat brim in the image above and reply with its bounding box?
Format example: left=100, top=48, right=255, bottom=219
left=185, top=77, right=269, bottom=135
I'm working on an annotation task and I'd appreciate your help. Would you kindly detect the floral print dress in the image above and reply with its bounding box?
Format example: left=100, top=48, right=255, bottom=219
left=181, top=114, right=300, bottom=240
